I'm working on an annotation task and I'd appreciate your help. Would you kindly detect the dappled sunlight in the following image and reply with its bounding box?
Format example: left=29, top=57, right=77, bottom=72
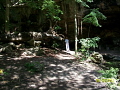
left=54, top=51, right=77, bottom=60
left=12, top=56, right=36, bottom=61
left=0, top=49, right=108, bottom=90
left=11, top=37, right=22, bottom=41
left=62, top=50, right=75, bottom=55
left=55, top=53, right=76, bottom=60
left=0, top=55, right=3, bottom=57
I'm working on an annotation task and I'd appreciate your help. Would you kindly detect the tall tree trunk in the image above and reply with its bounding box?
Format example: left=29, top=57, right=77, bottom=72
left=65, top=21, right=68, bottom=35
left=80, top=3, right=84, bottom=36
left=49, top=19, right=53, bottom=30
left=62, top=1, right=68, bottom=35
left=5, top=0, right=10, bottom=33
left=75, top=14, right=78, bottom=55
left=74, top=3, right=78, bottom=55
left=80, top=20, right=83, bottom=35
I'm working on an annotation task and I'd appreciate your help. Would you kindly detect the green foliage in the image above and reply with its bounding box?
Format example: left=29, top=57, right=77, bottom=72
left=55, top=25, right=61, bottom=30
left=75, top=0, right=106, bottom=55
left=76, top=0, right=93, bottom=8
left=36, top=48, right=44, bottom=56
left=42, top=0, right=63, bottom=21
left=86, top=0, right=93, bottom=2
left=105, top=62, right=120, bottom=68
left=25, top=61, right=44, bottom=72
left=0, top=69, right=9, bottom=79
left=99, top=67, right=119, bottom=79
left=79, top=37, right=100, bottom=60
left=76, top=0, right=82, bottom=3
left=19, top=0, right=43, bottom=9
left=52, top=41, right=59, bottom=48
left=83, top=8, right=107, bottom=27
left=98, top=67, right=119, bottom=89
left=76, top=0, right=93, bottom=3
left=80, top=37, right=100, bottom=49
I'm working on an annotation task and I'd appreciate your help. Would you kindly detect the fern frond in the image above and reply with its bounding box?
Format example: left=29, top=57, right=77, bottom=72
left=92, top=8, right=107, bottom=20
left=83, top=8, right=106, bottom=27
left=75, top=0, right=82, bottom=3
left=86, top=0, right=93, bottom=3
left=82, top=1, right=90, bottom=8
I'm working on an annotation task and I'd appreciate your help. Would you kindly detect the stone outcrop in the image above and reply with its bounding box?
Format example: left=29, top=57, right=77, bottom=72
left=90, top=52, right=104, bottom=64
left=0, top=31, right=64, bottom=47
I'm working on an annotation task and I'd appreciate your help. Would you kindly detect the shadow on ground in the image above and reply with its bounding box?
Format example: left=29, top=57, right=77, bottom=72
left=0, top=51, right=108, bottom=90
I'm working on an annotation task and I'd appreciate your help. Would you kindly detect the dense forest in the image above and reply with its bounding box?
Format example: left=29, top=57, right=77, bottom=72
left=0, top=0, right=120, bottom=90
left=0, top=0, right=120, bottom=49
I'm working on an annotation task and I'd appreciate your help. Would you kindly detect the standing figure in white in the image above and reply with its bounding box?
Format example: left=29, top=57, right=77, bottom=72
left=65, top=38, right=70, bottom=51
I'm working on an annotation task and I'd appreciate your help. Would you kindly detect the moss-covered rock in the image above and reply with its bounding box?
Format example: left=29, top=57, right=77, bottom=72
left=90, top=52, right=104, bottom=64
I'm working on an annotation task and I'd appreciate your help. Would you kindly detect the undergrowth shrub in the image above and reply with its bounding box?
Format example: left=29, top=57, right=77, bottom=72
left=24, top=61, right=44, bottom=73
left=97, top=67, right=119, bottom=89
left=79, top=37, right=100, bottom=61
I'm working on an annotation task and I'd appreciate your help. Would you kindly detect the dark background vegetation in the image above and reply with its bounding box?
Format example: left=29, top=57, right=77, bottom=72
left=0, top=0, right=120, bottom=50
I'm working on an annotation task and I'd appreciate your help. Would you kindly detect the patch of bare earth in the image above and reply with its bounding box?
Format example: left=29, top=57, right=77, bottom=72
left=0, top=48, right=108, bottom=90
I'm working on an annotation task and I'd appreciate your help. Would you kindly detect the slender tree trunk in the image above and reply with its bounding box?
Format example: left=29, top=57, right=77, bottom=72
left=77, top=18, right=79, bottom=35
left=49, top=19, right=53, bottom=30
left=74, top=2, right=78, bottom=55
left=65, top=21, right=68, bottom=35
left=80, top=20, right=83, bottom=36
left=75, top=14, right=78, bottom=55
left=62, top=0, right=68, bottom=35
left=80, top=3, right=84, bottom=36
left=88, top=24, right=91, bottom=38
left=5, top=0, right=10, bottom=33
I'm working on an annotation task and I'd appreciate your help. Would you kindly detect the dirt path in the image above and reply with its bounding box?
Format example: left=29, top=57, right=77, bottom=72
left=0, top=50, right=108, bottom=90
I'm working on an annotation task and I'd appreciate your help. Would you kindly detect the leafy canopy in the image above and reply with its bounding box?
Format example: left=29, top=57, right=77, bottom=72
left=19, top=0, right=43, bottom=9
left=42, top=0, right=63, bottom=21
left=76, top=0, right=93, bottom=8
left=83, top=8, right=107, bottom=27
left=75, top=0, right=107, bottom=27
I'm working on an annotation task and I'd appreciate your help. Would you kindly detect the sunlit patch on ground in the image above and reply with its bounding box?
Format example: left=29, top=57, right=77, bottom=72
left=55, top=53, right=76, bottom=60
left=55, top=50, right=82, bottom=60
left=0, top=48, right=111, bottom=90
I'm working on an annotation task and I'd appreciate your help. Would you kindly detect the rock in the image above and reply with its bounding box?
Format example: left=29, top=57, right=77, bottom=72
left=103, top=54, right=115, bottom=60
left=103, top=54, right=120, bottom=61
left=22, top=51, right=35, bottom=56
left=113, top=56, right=120, bottom=61
left=0, top=32, right=64, bottom=48
left=0, top=44, right=13, bottom=53
left=0, top=45, right=3, bottom=52
left=90, top=52, right=104, bottom=64
left=27, top=39, right=41, bottom=46
left=34, top=41, right=41, bottom=46
left=9, top=42, right=16, bottom=49
left=27, top=39, right=34, bottom=46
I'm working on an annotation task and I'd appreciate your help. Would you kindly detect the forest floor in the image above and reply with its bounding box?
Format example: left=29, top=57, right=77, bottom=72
left=0, top=47, right=119, bottom=90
